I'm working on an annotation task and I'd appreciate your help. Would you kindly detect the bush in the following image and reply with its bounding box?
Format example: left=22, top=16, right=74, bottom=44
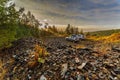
left=0, top=25, right=17, bottom=49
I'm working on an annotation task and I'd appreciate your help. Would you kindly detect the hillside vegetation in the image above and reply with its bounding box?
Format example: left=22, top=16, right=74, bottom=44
left=100, top=32, right=120, bottom=43
left=88, top=30, right=120, bottom=43
left=0, top=0, right=41, bottom=49
left=89, top=29, right=120, bottom=37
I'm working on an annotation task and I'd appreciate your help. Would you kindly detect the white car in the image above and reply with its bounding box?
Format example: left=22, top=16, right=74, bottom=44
left=65, top=34, right=85, bottom=42
left=76, top=34, right=85, bottom=40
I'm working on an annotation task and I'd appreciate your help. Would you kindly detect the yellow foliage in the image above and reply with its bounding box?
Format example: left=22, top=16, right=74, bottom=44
left=28, top=44, right=49, bottom=68
left=35, top=45, right=49, bottom=57
left=38, top=58, right=45, bottom=63
left=105, top=32, right=120, bottom=43
left=89, top=32, right=120, bottom=43
left=34, top=44, right=49, bottom=63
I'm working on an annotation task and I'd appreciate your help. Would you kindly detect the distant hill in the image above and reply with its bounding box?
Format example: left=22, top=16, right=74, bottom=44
left=89, top=29, right=120, bottom=37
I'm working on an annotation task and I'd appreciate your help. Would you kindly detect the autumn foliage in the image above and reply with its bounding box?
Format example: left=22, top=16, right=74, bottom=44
left=89, top=32, right=120, bottom=43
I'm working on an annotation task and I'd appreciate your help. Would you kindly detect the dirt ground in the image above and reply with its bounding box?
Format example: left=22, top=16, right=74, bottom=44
left=41, top=37, right=97, bottom=48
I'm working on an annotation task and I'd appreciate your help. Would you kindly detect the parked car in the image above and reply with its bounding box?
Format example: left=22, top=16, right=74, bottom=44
left=65, top=34, right=85, bottom=42
left=76, top=34, right=85, bottom=40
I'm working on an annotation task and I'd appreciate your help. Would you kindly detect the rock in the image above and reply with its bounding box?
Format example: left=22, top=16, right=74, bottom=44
left=75, top=57, right=80, bottom=63
left=77, top=62, right=87, bottom=70
left=112, top=47, right=120, bottom=52
left=40, top=75, right=47, bottom=80
left=77, top=75, right=85, bottom=80
left=1, top=37, right=120, bottom=80
left=98, top=72, right=106, bottom=79
left=109, top=75, right=118, bottom=80
left=113, top=68, right=120, bottom=74
left=61, top=63, right=68, bottom=77
left=27, top=74, right=32, bottom=79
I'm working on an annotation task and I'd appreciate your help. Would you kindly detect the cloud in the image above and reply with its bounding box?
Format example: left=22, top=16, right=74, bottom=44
left=14, top=0, right=120, bottom=28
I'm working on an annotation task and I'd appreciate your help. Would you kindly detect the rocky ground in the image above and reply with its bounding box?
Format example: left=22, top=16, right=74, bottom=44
left=0, top=37, right=120, bottom=80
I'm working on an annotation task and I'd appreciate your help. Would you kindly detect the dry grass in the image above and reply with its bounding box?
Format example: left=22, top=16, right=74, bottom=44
left=93, top=43, right=112, bottom=56
left=105, top=32, right=120, bottom=43
left=0, top=60, right=6, bottom=80
left=28, top=44, right=49, bottom=68
left=75, top=44, right=86, bottom=49
left=88, top=32, right=120, bottom=43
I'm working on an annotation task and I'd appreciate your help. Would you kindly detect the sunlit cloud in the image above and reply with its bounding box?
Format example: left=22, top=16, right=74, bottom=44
left=14, top=0, right=120, bottom=29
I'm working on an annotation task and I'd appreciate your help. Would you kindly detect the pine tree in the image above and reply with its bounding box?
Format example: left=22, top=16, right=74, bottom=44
left=52, top=25, right=58, bottom=33
left=65, top=24, right=71, bottom=35
left=80, top=29, right=84, bottom=34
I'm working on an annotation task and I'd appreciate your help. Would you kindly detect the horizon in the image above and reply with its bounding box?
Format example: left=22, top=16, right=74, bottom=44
left=53, top=24, right=120, bottom=32
left=14, top=0, right=120, bottom=31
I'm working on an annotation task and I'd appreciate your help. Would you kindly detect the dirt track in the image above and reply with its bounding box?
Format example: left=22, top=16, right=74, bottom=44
left=41, top=37, right=96, bottom=48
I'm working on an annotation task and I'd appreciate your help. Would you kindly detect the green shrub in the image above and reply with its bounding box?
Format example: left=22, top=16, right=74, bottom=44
left=0, top=25, right=17, bottom=49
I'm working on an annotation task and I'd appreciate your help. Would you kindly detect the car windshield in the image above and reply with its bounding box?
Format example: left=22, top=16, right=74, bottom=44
left=71, top=34, right=76, bottom=37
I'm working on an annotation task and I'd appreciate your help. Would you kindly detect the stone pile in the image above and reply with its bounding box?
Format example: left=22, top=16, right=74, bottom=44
left=1, top=37, right=120, bottom=80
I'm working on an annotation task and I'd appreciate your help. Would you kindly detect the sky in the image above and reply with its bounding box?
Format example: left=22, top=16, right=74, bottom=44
left=14, top=0, right=120, bottom=31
